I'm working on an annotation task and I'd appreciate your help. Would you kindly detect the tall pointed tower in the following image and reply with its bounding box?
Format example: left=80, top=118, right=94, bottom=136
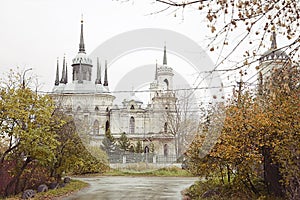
left=150, top=44, right=174, bottom=99
left=71, top=17, right=93, bottom=83
left=158, top=43, right=174, bottom=91
left=150, top=44, right=176, bottom=118
left=258, top=32, right=290, bottom=86
left=52, top=17, right=115, bottom=140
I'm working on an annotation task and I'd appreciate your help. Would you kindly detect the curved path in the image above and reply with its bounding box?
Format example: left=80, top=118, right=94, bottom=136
left=63, top=176, right=197, bottom=200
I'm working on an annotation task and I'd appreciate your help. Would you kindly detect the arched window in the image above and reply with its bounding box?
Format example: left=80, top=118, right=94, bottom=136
left=129, top=117, right=135, bottom=134
left=144, top=146, right=149, bottom=153
left=93, top=120, right=99, bottom=135
left=164, top=144, right=168, bottom=157
left=164, top=122, right=168, bottom=134
left=130, top=105, right=135, bottom=110
left=95, top=106, right=99, bottom=111
left=106, top=107, right=109, bottom=112
left=164, top=79, right=169, bottom=89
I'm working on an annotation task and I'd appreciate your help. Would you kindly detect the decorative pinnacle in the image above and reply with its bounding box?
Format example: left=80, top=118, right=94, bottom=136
left=55, top=57, right=59, bottom=86
left=60, top=55, right=66, bottom=84
left=163, top=42, right=167, bottom=65
left=271, top=31, right=277, bottom=49
left=104, top=60, right=108, bottom=86
left=95, top=57, right=102, bottom=84
left=65, top=61, right=68, bottom=84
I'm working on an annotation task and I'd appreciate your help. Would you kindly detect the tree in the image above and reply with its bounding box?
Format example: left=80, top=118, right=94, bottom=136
left=257, top=63, right=300, bottom=198
left=135, top=140, right=143, bottom=153
left=163, top=90, right=199, bottom=157
left=186, top=63, right=300, bottom=198
left=74, top=145, right=109, bottom=175
left=118, top=132, right=131, bottom=152
left=101, top=128, right=117, bottom=153
left=48, top=110, right=107, bottom=181
left=0, top=70, right=60, bottom=196
left=156, top=0, right=299, bottom=64
left=0, top=70, right=110, bottom=197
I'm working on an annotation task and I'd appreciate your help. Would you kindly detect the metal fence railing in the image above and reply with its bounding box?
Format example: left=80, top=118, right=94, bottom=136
left=107, top=152, right=178, bottom=164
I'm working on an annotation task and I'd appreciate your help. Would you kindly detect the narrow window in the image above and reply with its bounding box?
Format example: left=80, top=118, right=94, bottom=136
left=105, top=120, right=110, bottom=132
left=164, top=122, right=168, bottom=134
left=144, top=146, right=149, bottom=153
left=129, top=117, right=135, bottom=134
left=93, top=120, right=99, bottom=135
left=164, top=79, right=169, bottom=89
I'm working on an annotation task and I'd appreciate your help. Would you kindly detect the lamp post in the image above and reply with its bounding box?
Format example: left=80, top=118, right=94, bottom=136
left=22, top=68, right=32, bottom=89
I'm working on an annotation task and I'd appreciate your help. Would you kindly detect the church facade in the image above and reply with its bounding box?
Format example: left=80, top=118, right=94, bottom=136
left=52, top=19, right=177, bottom=156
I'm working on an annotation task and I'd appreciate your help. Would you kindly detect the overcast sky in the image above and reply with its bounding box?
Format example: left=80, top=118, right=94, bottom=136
left=0, top=1, right=208, bottom=88
left=1, top=0, right=291, bottom=105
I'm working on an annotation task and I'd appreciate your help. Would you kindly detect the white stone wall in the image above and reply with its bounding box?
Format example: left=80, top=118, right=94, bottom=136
left=52, top=92, right=114, bottom=136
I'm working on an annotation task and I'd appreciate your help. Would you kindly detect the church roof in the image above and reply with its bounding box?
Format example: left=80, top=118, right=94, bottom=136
left=53, top=81, right=111, bottom=94
left=72, top=52, right=92, bottom=65
left=259, top=32, right=289, bottom=62
left=129, top=92, right=143, bottom=104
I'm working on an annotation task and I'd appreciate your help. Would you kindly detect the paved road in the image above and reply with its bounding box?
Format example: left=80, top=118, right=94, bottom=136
left=63, top=176, right=198, bottom=200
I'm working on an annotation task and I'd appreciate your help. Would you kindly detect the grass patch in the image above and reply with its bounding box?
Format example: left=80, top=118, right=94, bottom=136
left=34, top=180, right=88, bottom=199
left=6, top=180, right=88, bottom=200
left=104, top=166, right=193, bottom=177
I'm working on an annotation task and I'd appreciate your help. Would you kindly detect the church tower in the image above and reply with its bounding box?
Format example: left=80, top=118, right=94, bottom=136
left=71, top=17, right=93, bottom=83
left=150, top=44, right=175, bottom=103
left=52, top=17, right=115, bottom=140
left=157, top=44, right=174, bottom=91
left=150, top=45, right=174, bottom=100
left=149, top=44, right=177, bottom=135
left=258, top=32, right=291, bottom=94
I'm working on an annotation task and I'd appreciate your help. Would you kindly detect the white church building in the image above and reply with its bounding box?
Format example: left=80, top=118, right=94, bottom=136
left=52, top=19, right=178, bottom=157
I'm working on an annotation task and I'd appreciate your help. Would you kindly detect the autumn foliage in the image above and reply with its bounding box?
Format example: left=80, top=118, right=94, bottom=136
left=0, top=70, right=108, bottom=197
left=187, top=64, right=300, bottom=198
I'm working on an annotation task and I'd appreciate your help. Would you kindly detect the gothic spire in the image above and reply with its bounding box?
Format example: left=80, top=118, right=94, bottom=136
left=65, top=61, right=68, bottom=84
left=55, top=58, right=59, bottom=86
left=79, top=15, right=85, bottom=53
left=99, top=59, right=102, bottom=84
left=95, top=57, right=102, bottom=84
left=271, top=31, right=277, bottom=49
left=104, top=60, right=108, bottom=86
left=60, top=55, right=66, bottom=84
left=163, top=43, right=167, bottom=65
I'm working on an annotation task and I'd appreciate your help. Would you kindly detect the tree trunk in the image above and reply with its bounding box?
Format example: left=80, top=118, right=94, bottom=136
left=262, top=146, right=284, bottom=197
left=4, top=157, right=32, bottom=196
left=226, top=164, right=231, bottom=183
